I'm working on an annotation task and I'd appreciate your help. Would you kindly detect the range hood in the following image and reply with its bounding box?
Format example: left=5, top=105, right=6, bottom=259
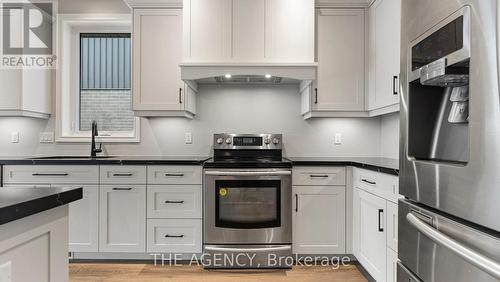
left=180, top=63, right=317, bottom=86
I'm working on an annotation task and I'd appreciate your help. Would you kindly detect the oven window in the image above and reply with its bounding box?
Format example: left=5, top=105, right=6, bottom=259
left=215, top=180, right=281, bottom=229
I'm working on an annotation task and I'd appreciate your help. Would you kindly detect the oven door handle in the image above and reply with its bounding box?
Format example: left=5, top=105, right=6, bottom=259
left=204, top=171, right=291, bottom=176
left=204, top=246, right=292, bottom=253
left=407, top=213, right=500, bottom=280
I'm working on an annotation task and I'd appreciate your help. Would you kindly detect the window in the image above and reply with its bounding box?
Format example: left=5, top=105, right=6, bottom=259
left=79, top=33, right=134, bottom=132
left=56, top=14, right=139, bottom=142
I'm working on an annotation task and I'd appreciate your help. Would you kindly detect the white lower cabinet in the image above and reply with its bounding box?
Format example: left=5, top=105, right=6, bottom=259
left=293, top=186, right=346, bottom=254
left=99, top=185, right=146, bottom=253
left=147, top=219, right=202, bottom=253
left=353, top=167, right=400, bottom=282
left=387, top=248, right=399, bottom=282
left=355, top=188, right=387, bottom=282
left=69, top=185, right=99, bottom=252
left=386, top=201, right=398, bottom=252
left=147, top=185, right=202, bottom=219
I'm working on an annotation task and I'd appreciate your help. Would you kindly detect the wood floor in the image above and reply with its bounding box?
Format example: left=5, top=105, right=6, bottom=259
left=69, top=263, right=368, bottom=282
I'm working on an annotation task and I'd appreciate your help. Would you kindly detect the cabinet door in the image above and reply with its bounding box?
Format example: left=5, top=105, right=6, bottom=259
left=183, top=0, right=231, bottom=61
left=352, top=187, right=361, bottom=257
left=266, top=0, right=314, bottom=62
left=357, top=190, right=387, bottom=282
left=368, top=0, right=401, bottom=110
left=293, top=186, right=346, bottom=254
left=133, top=9, right=184, bottom=111
left=386, top=200, right=398, bottom=252
left=99, top=185, right=146, bottom=253
left=316, top=9, right=365, bottom=111
left=232, top=0, right=266, bottom=60
left=387, top=248, right=399, bottom=282
left=69, top=185, right=99, bottom=252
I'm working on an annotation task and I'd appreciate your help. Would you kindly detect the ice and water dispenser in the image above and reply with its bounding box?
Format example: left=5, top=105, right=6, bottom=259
left=407, top=8, right=470, bottom=164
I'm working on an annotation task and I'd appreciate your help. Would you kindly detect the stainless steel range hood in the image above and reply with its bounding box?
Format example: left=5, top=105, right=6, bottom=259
left=180, top=63, right=317, bottom=86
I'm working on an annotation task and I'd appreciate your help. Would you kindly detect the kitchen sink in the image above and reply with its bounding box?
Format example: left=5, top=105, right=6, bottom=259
left=30, top=156, right=116, bottom=159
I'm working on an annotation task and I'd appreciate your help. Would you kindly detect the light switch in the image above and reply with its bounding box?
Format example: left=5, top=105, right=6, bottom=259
left=10, top=132, right=19, bottom=143
left=334, top=133, right=342, bottom=145
left=185, top=132, right=192, bottom=144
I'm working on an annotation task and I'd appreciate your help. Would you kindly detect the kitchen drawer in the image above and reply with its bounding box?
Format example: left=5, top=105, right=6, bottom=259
left=100, top=166, right=146, bottom=184
left=292, top=167, right=346, bottom=186
left=386, top=201, right=398, bottom=252
left=147, top=166, right=202, bottom=185
left=3, top=165, right=99, bottom=184
left=147, top=185, right=202, bottom=219
left=353, top=168, right=399, bottom=203
left=147, top=219, right=202, bottom=253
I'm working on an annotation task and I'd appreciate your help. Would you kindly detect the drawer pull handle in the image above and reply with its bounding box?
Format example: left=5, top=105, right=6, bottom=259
left=112, top=173, right=133, bottom=177
left=32, top=173, right=68, bottom=176
left=165, top=234, right=184, bottom=238
left=295, top=194, right=299, bottom=212
left=112, top=187, right=133, bottom=191
left=309, top=175, right=329, bottom=178
left=378, top=209, right=384, bottom=232
left=164, top=173, right=185, bottom=177
left=361, top=179, right=376, bottom=185
left=165, top=200, right=184, bottom=204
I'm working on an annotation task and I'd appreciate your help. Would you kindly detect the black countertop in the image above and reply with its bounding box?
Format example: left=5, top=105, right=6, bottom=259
left=0, top=186, right=83, bottom=225
left=0, top=156, right=398, bottom=175
left=288, top=157, right=399, bottom=175
left=0, top=156, right=210, bottom=165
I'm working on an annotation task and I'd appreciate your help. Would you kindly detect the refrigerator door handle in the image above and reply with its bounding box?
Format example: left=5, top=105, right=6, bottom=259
left=407, top=213, right=500, bottom=280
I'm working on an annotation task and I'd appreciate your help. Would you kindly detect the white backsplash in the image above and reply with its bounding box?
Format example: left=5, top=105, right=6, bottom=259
left=0, top=85, right=399, bottom=158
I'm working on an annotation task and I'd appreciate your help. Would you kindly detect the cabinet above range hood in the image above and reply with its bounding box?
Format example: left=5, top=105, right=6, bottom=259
left=180, top=0, right=316, bottom=86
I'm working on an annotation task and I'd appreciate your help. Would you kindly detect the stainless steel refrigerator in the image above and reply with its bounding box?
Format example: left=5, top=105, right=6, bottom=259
left=398, top=0, right=500, bottom=281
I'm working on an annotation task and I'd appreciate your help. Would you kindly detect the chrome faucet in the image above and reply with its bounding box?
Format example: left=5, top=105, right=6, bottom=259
left=90, top=121, right=102, bottom=158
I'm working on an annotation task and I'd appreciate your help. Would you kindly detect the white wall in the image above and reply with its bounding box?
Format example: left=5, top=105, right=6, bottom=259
left=380, top=112, right=400, bottom=159
left=0, top=85, right=386, bottom=157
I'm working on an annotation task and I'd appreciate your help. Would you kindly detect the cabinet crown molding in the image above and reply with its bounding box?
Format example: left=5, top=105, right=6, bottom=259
left=315, top=0, right=372, bottom=8
left=124, top=0, right=182, bottom=8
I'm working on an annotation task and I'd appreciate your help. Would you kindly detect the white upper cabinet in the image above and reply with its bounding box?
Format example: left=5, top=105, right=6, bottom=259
left=232, top=0, right=266, bottom=60
left=183, top=0, right=231, bottom=62
left=132, top=8, right=196, bottom=117
left=368, top=0, right=401, bottom=114
left=315, top=8, right=365, bottom=112
left=182, top=0, right=314, bottom=63
left=265, top=0, right=315, bottom=63
left=0, top=69, right=51, bottom=118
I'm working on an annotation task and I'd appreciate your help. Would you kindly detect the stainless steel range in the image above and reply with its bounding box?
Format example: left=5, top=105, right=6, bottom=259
left=398, top=1, right=500, bottom=281
left=203, top=133, right=292, bottom=268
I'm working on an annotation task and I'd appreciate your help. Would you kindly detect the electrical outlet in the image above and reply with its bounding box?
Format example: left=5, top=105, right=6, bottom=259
left=334, top=133, right=342, bottom=145
left=185, top=132, right=192, bottom=144
left=0, top=262, right=12, bottom=282
left=10, top=132, right=19, bottom=143
left=39, top=132, right=54, bottom=143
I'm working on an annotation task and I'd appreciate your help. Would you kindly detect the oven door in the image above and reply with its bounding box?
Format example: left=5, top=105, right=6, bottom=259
left=204, top=169, right=292, bottom=244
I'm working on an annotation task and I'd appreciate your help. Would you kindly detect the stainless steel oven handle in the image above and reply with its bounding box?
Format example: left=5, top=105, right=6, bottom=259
left=204, top=246, right=291, bottom=253
left=204, top=171, right=291, bottom=176
left=407, top=213, right=500, bottom=280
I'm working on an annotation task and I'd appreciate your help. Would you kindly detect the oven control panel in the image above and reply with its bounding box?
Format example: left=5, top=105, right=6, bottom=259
left=214, top=133, right=282, bottom=150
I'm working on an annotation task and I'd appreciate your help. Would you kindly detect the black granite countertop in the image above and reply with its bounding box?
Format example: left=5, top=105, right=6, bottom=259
left=0, top=156, right=210, bottom=165
left=0, top=156, right=398, bottom=175
left=288, top=157, right=399, bottom=175
left=0, top=186, right=83, bottom=225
